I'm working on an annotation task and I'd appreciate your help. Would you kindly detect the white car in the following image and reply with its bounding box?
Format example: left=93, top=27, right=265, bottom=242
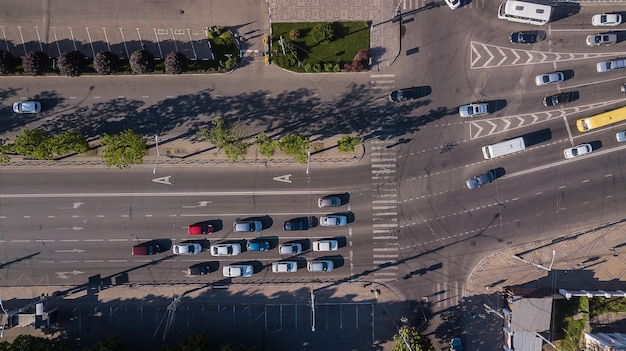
left=279, top=243, right=302, bottom=255
left=458, top=103, right=489, bottom=118
left=616, top=131, right=626, bottom=142
left=535, top=72, right=564, bottom=86
left=12, top=101, right=41, bottom=113
left=444, top=0, right=461, bottom=10
left=320, top=215, right=347, bottom=227
left=307, top=260, right=334, bottom=272
left=210, top=243, right=241, bottom=256
left=222, top=264, right=254, bottom=277
left=586, top=33, right=617, bottom=47
left=271, top=261, right=298, bottom=273
left=312, top=239, right=339, bottom=251
left=592, top=13, right=622, bottom=27
left=172, top=243, right=202, bottom=255
left=564, top=144, right=592, bottom=159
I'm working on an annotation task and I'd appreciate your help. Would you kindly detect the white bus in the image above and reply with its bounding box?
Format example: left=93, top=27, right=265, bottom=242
left=482, top=137, right=526, bottom=159
left=497, top=1, right=552, bottom=26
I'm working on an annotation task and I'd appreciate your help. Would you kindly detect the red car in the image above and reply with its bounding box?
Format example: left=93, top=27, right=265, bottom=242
left=188, top=223, right=213, bottom=235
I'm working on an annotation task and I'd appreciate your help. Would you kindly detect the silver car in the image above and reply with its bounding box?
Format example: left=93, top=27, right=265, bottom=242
left=172, top=243, right=202, bottom=255
left=211, top=243, right=241, bottom=256
left=233, top=219, right=262, bottom=232
left=271, top=261, right=298, bottom=273
left=318, top=195, right=341, bottom=208
left=586, top=33, right=617, bottom=47
left=312, top=239, right=339, bottom=251
left=616, top=131, right=626, bottom=142
left=279, top=243, right=303, bottom=255
left=320, top=215, right=347, bottom=227
left=307, top=260, right=334, bottom=272
left=12, top=101, right=41, bottom=113
left=458, top=103, right=489, bottom=118
left=535, top=72, right=564, bottom=86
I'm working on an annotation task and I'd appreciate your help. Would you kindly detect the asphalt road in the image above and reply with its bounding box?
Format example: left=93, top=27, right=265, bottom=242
left=3, top=0, right=626, bottom=349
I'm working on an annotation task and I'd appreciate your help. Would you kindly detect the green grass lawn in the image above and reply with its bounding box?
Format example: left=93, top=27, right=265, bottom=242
left=271, top=21, right=370, bottom=72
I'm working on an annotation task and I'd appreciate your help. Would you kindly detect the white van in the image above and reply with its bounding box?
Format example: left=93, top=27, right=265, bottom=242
left=482, top=137, right=526, bottom=159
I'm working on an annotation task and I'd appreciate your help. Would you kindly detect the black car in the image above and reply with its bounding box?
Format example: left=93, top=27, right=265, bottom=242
left=509, top=31, right=537, bottom=44
left=283, top=217, right=310, bottom=231
left=543, top=92, right=572, bottom=107
left=388, top=86, right=430, bottom=102
left=188, top=263, right=210, bottom=275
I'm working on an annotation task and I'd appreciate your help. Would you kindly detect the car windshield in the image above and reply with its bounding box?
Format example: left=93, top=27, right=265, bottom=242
left=397, top=91, right=404, bottom=99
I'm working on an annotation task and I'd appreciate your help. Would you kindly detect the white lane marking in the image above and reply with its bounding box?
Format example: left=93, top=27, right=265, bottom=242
left=0, top=190, right=335, bottom=198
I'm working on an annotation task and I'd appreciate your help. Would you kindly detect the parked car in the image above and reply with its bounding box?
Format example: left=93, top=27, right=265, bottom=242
left=188, top=263, right=211, bottom=276
left=246, top=239, right=270, bottom=252
left=222, top=264, right=254, bottom=277
left=466, top=170, right=495, bottom=189
left=444, top=0, right=461, bottom=10
left=388, top=86, right=430, bottom=102
left=188, top=223, right=213, bottom=235
left=450, top=337, right=463, bottom=351
left=271, top=261, right=298, bottom=273
left=318, top=195, right=342, bottom=208
left=233, top=219, right=262, bottom=232
left=307, top=260, right=334, bottom=272
left=597, top=58, right=626, bottom=72
left=312, top=239, right=339, bottom=251
left=509, top=31, right=536, bottom=44
left=542, top=92, right=573, bottom=107
left=458, top=103, right=489, bottom=117
left=564, top=144, right=592, bottom=159
left=616, top=131, right=626, bottom=142
left=320, top=215, right=347, bottom=227
left=283, top=217, right=310, bottom=231
left=592, top=13, right=622, bottom=26
left=132, top=243, right=161, bottom=256
left=279, top=243, right=303, bottom=255
left=12, top=100, right=41, bottom=113
left=172, top=243, right=202, bottom=255
left=211, top=243, right=241, bottom=256
left=535, top=72, right=564, bottom=86
left=586, top=33, right=617, bottom=47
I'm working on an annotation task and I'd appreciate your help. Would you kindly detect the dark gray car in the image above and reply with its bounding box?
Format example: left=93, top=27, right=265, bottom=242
left=466, top=170, right=495, bottom=189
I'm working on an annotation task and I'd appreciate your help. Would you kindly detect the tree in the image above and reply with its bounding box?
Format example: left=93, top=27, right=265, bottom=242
left=129, top=49, right=155, bottom=74
left=164, top=51, right=188, bottom=75
left=278, top=134, right=310, bottom=164
left=81, top=336, right=132, bottom=351
left=50, top=129, right=89, bottom=155
left=392, top=326, right=435, bottom=351
left=337, top=135, right=360, bottom=152
left=12, top=129, right=54, bottom=160
left=22, top=51, right=50, bottom=75
left=93, top=51, right=120, bottom=75
left=0, top=49, right=16, bottom=75
left=0, top=145, right=11, bottom=164
left=100, top=129, right=146, bottom=169
left=256, top=132, right=277, bottom=157
left=178, top=333, right=213, bottom=351
left=311, top=22, right=334, bottom=44
left=197, top=117, right=249, bottom=162
left=271, top=40, right=298, bottom=68
left=57, top=50, right=86, bottom=77
left=219, top=343, right=257, bottom=351
left=8, top=335, right=59, bottom=351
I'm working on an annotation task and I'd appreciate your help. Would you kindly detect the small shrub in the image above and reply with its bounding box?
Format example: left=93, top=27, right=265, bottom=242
left=0, top=50, right=16, bottom=75
left=333, top=63, right=341, bottom=72
left=303, top=63, right=312, bottom=72
left=311, top=23, right=334, bottom=44
left=289, top=29, right=300, bottom=40
left=93, top=51, right=120, bottom=75
left=256, top=132, right=277, bottom=158
left=22, top=51, right=50, bottom=76
left=324, top=63, right=334, bottom=72
left=337, top=135, right=360, bottom=152
left=164, top=51, right=188, bottom=75
left=312, top=63, right=321, bottom=72
left=129, top=49, right=155, bottom=74
left=57, top=51, right=86, bottom=77
left=223, top=57, right=237, bottom=71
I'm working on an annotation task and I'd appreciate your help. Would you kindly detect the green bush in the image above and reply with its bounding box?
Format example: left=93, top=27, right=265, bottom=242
left=337, top=135, right=360, bottom=152
left=256, top=132, right=277, bottom=157
left=278, top=134, right=310, bottom=164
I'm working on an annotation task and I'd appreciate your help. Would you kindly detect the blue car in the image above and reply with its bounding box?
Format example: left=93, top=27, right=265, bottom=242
left=283, top=217, right=310, bottom=231
left=450, top=337, right=462, bottom=351
left=247, top=240, right=270, bottom=252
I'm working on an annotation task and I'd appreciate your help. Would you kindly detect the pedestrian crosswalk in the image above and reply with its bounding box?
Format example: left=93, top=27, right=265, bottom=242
left=370, top=132, right=400, bottom=282
left=401, top=0, right=487, bottom=11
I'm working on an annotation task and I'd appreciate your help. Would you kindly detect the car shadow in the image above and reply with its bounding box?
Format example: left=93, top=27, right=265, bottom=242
left=492, top=167, right=506, bottom=179
left=256, top=236, right=278, bottom=249
left=589, top=140, right=603, bottom=151
left=522, top=128, right=552, bottom=147
left=489, top=99, right=507, bottom=114
left=561, top=69, right=575, bottom=81
left=319, top=255, right=345, bottom=268
left=150, top=238, right=173, bottom=252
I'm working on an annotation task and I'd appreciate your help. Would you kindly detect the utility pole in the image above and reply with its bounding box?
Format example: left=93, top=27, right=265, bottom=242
left=310, top=290, right=316, bottom=332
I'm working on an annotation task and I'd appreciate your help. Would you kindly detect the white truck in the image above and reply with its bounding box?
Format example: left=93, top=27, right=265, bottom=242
left=597, top=58, right=626, bottom=72
left=482, top=137, right=526, bottom=159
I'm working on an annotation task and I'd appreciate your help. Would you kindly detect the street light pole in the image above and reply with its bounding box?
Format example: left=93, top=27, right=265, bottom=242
left=306, top=150, right=311, bottom=175
left=310, top=290, right=316, bottom=332
left=153, top=135, right=161, bottom=174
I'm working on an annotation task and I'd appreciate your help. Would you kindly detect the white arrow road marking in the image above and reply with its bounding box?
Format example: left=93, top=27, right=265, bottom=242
left=55, top=249, right=86, bottom=253
left=55, top=271, right=84, bottom=279
left=470, top=121, right=484, bottom=139
left=182, top=201, right=212, bottom=208
left=152, top=176, right=172, bottom=185
left=57, top=226, right=84, bottom=231
left=59, top=202, right=85, bottom=209
left=273, top=174, right=292, bottom=183
left=471, top=42, right=482, bottom=67
left=486, top=120, right=498, bottom=135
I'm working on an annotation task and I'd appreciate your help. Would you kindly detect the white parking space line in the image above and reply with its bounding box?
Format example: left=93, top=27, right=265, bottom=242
left=153, top=28, right=163, bottom=58
left=68, top=27, right=77, bottom=51
left=187, top=29, right=197, bottom=59
left=102, top=28, right=111, bottom=51
left=85, top=27, right=95, bottom=57
left=119, top=28, right=129, bottom=57
left=0, top=26, right=8, bottom=51
left=17, top=26, right=26, bottom=56
left=136, top=28, right=143, bottom=48
left=34, top=26, right=43, bottom=51
left=51, top=27, right=61, bottom=56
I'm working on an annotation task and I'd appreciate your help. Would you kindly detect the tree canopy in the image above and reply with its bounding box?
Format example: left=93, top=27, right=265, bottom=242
left=100, top=129, right=146, bottom=169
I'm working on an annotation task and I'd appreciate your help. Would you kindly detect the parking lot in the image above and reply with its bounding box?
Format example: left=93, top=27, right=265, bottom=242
left=60, top=302, right=375, bottom=350
left=0, top=25, right=212, bottom=60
